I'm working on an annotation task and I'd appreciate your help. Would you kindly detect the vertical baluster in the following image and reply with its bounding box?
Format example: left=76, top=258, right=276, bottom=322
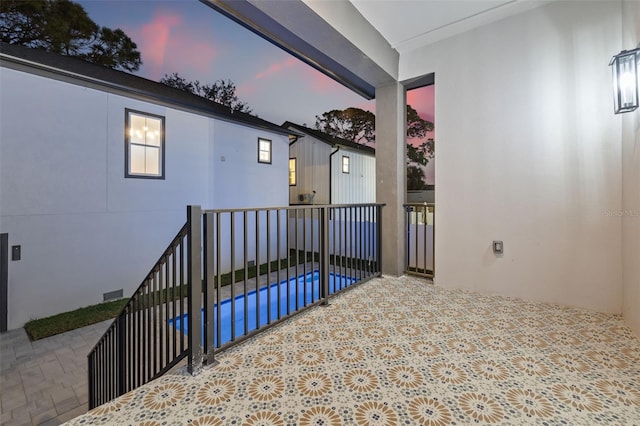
left=305, top=208, right=312, bottom=303
left=216, top=213, right=222, bottom=348
left=422, top=205, right=427, bottom=275
left=171, top=246, right=177, bottom=359
left=163, top=258, right=169, bottom=369
left=338, top=208, right=343, bottom=289
left=230, top=212, right=236, bottom=342
left=286, top=209, right=291, bottom=315
left=304, top=208, right=308, bottom=306
left=295, top=209, right=299, bottom=311
left=179, top=240, right=185, bottom=354
left=266, top=209, right=272, bottom=323
left=255, top=210, right=260, bottom=330
left=203, top=212, right=215, bottom=364
left=243, top=210, right=249, bottom=336
left=432, top=205, right=436, bottom=277
left=152, top=270, right=158, bottom=376
left=359, top=206, right=363, bottom=281
left=276, top=209, right=282, bottom=319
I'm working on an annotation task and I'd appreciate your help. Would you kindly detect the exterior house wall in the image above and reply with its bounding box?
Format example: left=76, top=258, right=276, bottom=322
left=399, top=0, right=624, bottom=314
left=0, top=65, right=288, bottom=329
left=289, top=129, right=377, bottom=206
left=330, top=149, right=376, bottom=204
left=289, top=137, right=331, bottom=204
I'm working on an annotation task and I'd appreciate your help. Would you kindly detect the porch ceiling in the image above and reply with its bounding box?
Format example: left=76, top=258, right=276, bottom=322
left=201, top=0, right=551, bottom=97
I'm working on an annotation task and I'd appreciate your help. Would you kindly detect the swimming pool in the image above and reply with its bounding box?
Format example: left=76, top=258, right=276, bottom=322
left=170, top=271, right=356, bottom=346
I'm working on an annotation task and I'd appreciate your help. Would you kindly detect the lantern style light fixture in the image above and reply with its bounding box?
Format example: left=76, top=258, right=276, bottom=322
left=609, top=46, right=640, bottom=114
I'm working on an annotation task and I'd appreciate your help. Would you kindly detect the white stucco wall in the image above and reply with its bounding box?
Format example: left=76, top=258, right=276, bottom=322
left=399, top=1, right=624, bottom=314
left=621, top=0, right=640, bottom=338
left=0, top=66, right=288, bottom=329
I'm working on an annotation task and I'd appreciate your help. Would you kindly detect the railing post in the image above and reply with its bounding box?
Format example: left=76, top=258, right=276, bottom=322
left=203, top=212, right=215, bottom=365
left=431, top=204, right=435, bottom=278
left=187, top=205, right=203, bottom=375
left=321, top=207, right=330, bottom=305
left=117, top=312, right=126, bottom=397
left=88, top=353, right=94, bottom=410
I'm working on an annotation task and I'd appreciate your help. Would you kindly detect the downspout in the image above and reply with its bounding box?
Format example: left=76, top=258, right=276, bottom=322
left=329, top=146, right=340, bottom=205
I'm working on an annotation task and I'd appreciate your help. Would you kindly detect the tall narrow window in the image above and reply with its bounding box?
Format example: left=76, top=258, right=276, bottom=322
left=342, top=155, right=350, bottom=174
left=258, top=138, right=272, bottom=164
left=125, top=109, right=165, bottom=179
left=289, top=158, right=297, bottom=185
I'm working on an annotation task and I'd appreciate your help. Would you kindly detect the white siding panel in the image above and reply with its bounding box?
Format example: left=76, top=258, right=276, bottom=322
left=331, top=150, right=376, bottom=204
left=289, top=136, right=331, bottom=204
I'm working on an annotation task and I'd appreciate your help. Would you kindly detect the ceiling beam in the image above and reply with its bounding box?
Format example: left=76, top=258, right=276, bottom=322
left=201, top=0, right=398, bottom=99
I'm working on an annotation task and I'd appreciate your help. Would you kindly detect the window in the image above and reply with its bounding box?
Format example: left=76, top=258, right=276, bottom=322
left=125, top=109, right=164, bottom=179
left=258, top=138, right=272, bottom=164
left=342, top=155, right=350, bottom=174
left=289, top=158, right=297, bottom=186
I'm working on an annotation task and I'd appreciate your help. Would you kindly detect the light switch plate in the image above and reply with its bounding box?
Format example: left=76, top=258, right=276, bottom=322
left=492, top=240, right=503, bottom=255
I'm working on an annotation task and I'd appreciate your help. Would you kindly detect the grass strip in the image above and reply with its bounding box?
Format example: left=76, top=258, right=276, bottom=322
left=24, top=298, right=128, bottom=341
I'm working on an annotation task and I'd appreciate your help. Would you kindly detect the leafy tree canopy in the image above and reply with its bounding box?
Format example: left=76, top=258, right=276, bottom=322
left=314, top=105, right=434, bottom=191
left=0, top=0, right=141, bottom=72
left=314, top=107, right=376, bottom=145
left=160, top=72, right=253, bottom=114
left=314, top=105, right=433, bottom=145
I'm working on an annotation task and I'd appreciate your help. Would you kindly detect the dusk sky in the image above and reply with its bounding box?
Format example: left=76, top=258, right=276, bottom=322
left=77, top=0, right=434, bottom=136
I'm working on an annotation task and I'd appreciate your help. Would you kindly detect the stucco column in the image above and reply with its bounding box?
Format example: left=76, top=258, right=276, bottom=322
left=375, top=82, right=406, bottom=276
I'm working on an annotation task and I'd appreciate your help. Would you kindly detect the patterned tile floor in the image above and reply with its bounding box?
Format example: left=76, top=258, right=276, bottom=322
left=67, top=275, right=640, bottom=425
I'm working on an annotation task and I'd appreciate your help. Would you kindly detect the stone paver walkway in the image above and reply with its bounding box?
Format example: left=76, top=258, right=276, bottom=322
left=0, top=320, right=111, bottom=425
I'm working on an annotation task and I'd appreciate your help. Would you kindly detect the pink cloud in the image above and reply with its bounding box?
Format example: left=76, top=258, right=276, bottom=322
left=128, top=12, right=181, bottom=79
left=236, top=80, right=258, bottom=97
left=255, top=57, right=297, bottom=79
left=255, top=57, right=349, bottom=95
left=128, top=10, right=217, bottom=80
left=308, top=71, right=343, bottom=92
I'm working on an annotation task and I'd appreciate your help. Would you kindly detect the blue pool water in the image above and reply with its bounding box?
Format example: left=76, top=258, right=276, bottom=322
left=170, top=271, right=356, bottom=346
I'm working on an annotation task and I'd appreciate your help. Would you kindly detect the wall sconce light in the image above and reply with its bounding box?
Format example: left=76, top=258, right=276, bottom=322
left=609, top=46, right=640, bottom=114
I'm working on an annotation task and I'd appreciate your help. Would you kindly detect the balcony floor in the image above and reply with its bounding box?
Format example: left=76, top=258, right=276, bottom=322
left=68, top=275, right=640, bottom=425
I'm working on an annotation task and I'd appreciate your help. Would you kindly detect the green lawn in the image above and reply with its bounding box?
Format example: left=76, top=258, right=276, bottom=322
left=24, top=298, right=128, bottom=341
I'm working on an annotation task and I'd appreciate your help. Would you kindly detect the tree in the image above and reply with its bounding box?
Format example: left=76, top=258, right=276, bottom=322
left=85, top=28, right=141, bottom=72
left=160, top=72, right=253, bottom=114
left=0, top=0, right=141, bottom=72
left=314, top=107, right=375, bottom=145
left=314, top=105, right=434, bottom=190
left=407, top=166, right=428, bottom=191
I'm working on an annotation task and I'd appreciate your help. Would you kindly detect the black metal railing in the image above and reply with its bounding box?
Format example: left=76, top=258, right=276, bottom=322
left=88, top=222, right=191, bottom=409
left=89, top=203, right=383, bottom=409
left=404, top=203, right=435, bottom=278
left=196, top=204, right=383, bottom=356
